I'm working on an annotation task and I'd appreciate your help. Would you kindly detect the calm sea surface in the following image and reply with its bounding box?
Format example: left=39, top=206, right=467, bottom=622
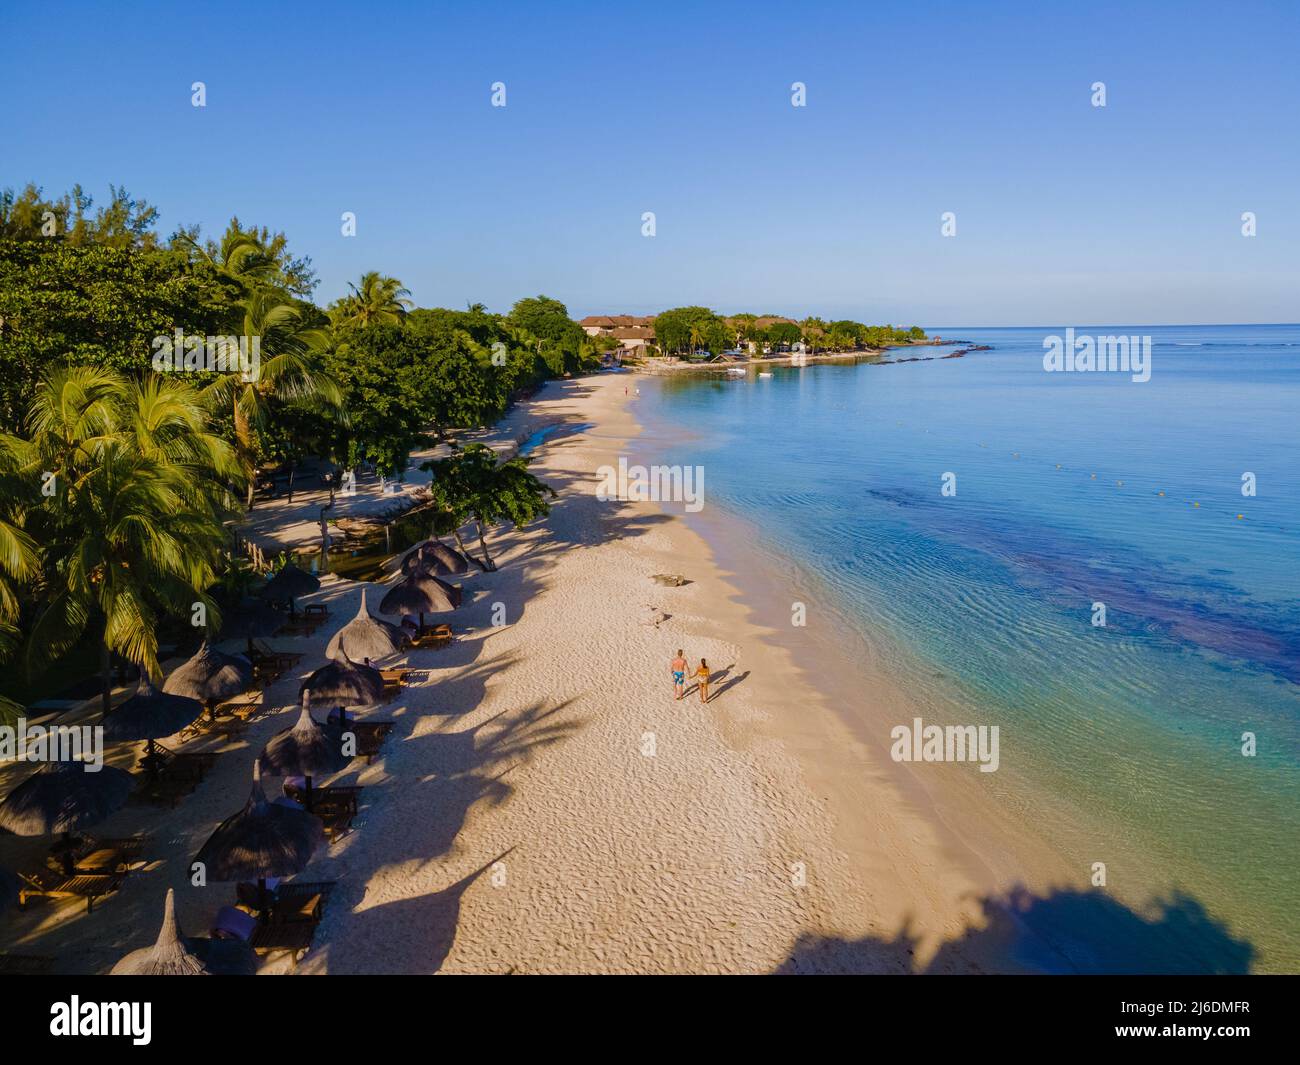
left=632, top=325, right=1300, bottom=972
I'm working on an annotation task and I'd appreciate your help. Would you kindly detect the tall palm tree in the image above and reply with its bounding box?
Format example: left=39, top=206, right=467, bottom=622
left=332, top=272, right=413, bottom=329
left=689, top=323, right=704, bottom=355
left=0, top=443, right=38, bottom=726
left=203, top=289, right=340, bottom=506
left=6, top=367, right=243, bottom=715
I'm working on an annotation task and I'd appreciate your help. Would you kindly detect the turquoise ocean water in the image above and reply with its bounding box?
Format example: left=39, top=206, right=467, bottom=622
left=633, top=325, right=1299, bottom=972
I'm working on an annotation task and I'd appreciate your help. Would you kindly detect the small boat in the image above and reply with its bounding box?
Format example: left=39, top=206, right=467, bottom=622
left=725, top=367, right=746, bottom=376
left=758, top=372, right=773, bottom=378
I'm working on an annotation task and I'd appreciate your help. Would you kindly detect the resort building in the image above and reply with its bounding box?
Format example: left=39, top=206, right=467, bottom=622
left=580, top=314, right=656, bottom=338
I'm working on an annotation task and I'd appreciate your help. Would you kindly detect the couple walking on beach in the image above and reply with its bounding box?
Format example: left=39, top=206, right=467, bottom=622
left=670, top=649, right=710, bottom=703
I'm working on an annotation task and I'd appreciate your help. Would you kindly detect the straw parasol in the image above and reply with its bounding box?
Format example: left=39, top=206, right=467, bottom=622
left=298, top=653, right=384, bottom=709
left=163, top=641, right=253, bottom=720
left=193, top=763, right=324, bottom=915
left=259, top=694, right=351, bottom=809
left=220, top=597, right=284, bottom=655
left=379, top=571, right=462, bottom=632
left=101, top=674, right=204, bottom=771
left=401, top=539, right=471, bottom=577
left=110, top=888, right=256, bottom=976
left=324, top=588, right=406, bottom=662
left=257, top=563, right=320, bottom=617
left=0, top=760, right=134, bottom=837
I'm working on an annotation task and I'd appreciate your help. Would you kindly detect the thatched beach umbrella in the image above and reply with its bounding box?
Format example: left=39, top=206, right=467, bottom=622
left=110, top=888, right=256, bottom=976
left=101, top=674, right=204, bottom=773
left=324, top=588, right=406, bottom=662
left=259, top=695, right=351, bottom=809
left=257, top=562, right=320, bottom=617
left=298, top=653, right=384, bottom=710
left=401, top=539, right=471, bottom=577
left=193, top=763, right=324, bottom=916
left=0, top=761, right=133, bottom=838
left=220, top=597, right=284, bottom=655
left=379, top=571, right=462, bottom=631
left=163, top=641, right=253, bottom=720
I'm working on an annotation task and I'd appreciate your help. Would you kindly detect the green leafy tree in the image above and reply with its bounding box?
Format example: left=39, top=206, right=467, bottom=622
left=420, top=443, right=555, bottom=570
left=0, top=240, right=238, bottom=429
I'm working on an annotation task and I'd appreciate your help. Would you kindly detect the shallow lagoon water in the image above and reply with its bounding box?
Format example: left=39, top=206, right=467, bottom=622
left=635, top=325, right=1300, bottom=971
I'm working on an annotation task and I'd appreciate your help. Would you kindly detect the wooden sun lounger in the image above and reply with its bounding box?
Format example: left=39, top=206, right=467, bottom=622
left=409, top=624, right=453, bottom=649
left=284, top=782, right=363, bottom=816
left=234, top=879, right=337, bottom=913
left=252, top=660, right=287, bottom=685
left=49, top=834, right=148, bottom=876
left=191, top=691, right=262, bottom=731
left=303, top=604, right=329, bottom=618
left=332, top=719, right=392, bottom=763
left=18, top=869, right=123, bottom=912
left=248, top=921, right=318, bottom=964
left=254, top=640, right=304, bottom=665
left=132, top=747, right=216, bottom=806
left=276, top=617, right=321, bottom=637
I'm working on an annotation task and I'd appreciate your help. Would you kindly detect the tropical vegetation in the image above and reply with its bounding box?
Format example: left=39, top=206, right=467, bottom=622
left=0, top=178, right=924, bottom=706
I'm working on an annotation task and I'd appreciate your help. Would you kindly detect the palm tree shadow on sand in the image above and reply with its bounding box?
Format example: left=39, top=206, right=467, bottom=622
left=774, top=886, right=1255, bottom=974
left=310, top=852, right=513, bottom=974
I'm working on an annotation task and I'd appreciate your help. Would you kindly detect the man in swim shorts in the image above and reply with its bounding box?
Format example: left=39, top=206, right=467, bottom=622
left=670, top=650, right=687, bottom=701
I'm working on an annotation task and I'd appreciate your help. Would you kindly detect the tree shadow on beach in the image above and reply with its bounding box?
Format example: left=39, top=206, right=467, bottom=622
left=774, top=885, right=1256, bottom=975
left=308, top=852, right=511, bottom=974
left=316, top=698, right=581, bottom=890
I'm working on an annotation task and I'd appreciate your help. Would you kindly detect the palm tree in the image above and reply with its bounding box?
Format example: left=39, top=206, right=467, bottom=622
left=203, top=289, right=340, bottom=506
left=420, top=444, right=555, bottom=571
left=6, top=367, right=243, bottom=715
left=0, top=443, right=38, bottom=726
left=332, top=272, right=413, bottom=329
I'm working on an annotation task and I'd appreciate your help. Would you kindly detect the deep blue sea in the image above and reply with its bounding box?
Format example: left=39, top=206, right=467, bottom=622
left=634, top=325, right=1299, bottom=972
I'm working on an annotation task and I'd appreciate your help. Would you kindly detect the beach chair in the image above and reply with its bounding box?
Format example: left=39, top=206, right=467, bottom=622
left=213, top=905, right=316, bottom=967
left=283, top=780, right=363, bottom=818
left=213, top=691, right=264, bottom=723
left=252, top=641, right=303, bottom=669
left=410, top=623, right=453, bottom=649
left=48, top=834, right=148, bottom=876
left=252, top=660, right=286, bottom=685
left=273, top=793, right=355, bottom=841
left=132, top=747, right=214, bottom=807
left=18, top=869, right=123, bottom=913
left=327, top=711, right=393, bottom=763
left=150, top=743, right=218, bottom=780
left=303, top=604, right=329, bottom=620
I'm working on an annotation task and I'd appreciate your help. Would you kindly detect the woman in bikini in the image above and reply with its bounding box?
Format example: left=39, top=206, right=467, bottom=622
left=694, top=658, right=711, bottom=703
left=670, top=650, right=687, bottom=700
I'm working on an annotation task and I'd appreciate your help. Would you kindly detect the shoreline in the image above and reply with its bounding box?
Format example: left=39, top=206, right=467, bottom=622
left=0, top=372, right=1070, bottom=973
left=633, top=339, right=953, bottom=376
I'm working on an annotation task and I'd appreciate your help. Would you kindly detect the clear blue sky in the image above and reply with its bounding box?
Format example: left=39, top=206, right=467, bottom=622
left=4, top=0, right=1298, bottom=326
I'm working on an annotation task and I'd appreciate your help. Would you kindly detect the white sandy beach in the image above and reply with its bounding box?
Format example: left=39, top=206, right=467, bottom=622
left=1, top=372, right=1065, bottom=974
